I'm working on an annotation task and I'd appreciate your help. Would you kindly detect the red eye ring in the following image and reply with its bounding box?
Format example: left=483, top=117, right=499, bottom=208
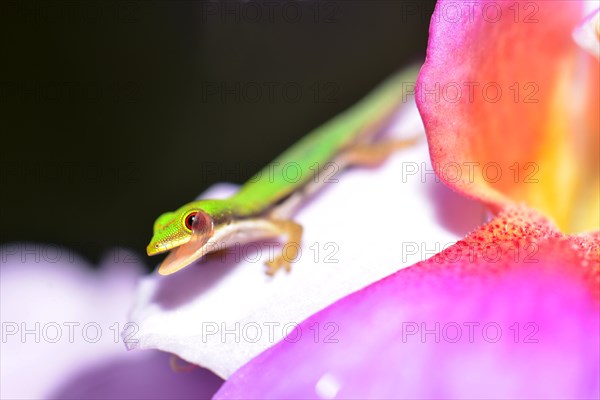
left=184, top=212, right=197, bottom=231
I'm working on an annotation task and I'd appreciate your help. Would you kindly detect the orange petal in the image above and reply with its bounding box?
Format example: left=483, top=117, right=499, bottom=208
left=417, top=0, right=599, bottom=233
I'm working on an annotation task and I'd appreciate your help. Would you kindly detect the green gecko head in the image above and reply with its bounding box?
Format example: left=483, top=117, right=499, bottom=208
left=146, top=199, right=232, bottom=257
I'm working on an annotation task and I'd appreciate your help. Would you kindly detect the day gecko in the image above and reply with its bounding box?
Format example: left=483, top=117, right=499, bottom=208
left=147, top=66, right=420, bottom=275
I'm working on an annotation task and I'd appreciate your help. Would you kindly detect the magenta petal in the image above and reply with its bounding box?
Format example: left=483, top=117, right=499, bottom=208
left=49, top=351, right=223, bottom=399
left=215, top=208, right=599, bottom=399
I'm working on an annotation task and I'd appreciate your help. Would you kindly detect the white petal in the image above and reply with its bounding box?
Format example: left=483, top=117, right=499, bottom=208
left=573, top=7, right=600, bottom=58
left=127, top=95, right=487, bottom=379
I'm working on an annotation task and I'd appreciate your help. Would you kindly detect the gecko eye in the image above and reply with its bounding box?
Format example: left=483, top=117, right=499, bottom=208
left=184, top=212, right=197, bottom=231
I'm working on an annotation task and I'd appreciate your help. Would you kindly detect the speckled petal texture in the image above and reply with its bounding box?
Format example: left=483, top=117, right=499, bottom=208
left=417, top=0, right=599, bottom=233
left=215, top=207, right=599, bottom=399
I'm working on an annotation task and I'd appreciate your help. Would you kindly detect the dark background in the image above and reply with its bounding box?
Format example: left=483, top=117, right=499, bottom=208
left=1, top=0, right=436, bottom=270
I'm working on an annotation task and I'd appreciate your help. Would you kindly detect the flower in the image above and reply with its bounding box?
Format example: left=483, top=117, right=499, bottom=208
left=211, top=0, right=599, bottom=398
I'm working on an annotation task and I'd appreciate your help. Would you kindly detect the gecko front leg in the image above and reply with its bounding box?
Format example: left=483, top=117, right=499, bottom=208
left=264, top=219, right=303, bottom=275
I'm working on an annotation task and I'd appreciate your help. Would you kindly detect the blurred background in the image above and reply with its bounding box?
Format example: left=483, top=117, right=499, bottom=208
left=1, top=0, right=436, bottom=271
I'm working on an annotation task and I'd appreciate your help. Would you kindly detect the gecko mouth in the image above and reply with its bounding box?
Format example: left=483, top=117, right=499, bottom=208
left=157, top=234, right=214, bottom=275
left=146, top=237, right=190, bottom=256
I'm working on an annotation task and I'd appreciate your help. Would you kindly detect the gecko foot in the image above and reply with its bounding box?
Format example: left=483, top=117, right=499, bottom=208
left=265, top=241, right=301, bottom=275
left=265, top=256, right=292, bottom=275
left=263, top=220, right=303, bottom=276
